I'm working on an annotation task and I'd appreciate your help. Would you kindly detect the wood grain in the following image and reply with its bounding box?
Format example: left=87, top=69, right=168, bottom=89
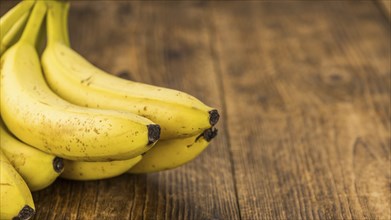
left=377, top=0, right=391, bottom=20
left=210, top=1, right=390, bottom=219
left=1, top=1, right=390, bottom=220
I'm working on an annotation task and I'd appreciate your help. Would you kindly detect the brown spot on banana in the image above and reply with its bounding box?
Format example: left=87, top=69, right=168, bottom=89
left=0, top=183, right=12, bottom=186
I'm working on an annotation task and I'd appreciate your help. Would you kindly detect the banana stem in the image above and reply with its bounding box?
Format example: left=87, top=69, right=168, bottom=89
left=62, top=2, right=71, bottom=47
left=19, top=1, right=47, bottom=46
left=46, top=0, right=70, bottom=46
left=0, top=0, right=35, bottom=40
left=0, top=12, right=30, bottom=55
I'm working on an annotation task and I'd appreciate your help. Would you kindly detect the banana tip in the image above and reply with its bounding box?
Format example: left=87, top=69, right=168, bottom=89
left=14, top=205, right=35, bottom=220
left=147, top=124, right=161, bottom=145
left=53, top=157, right=64, bottom=173
left=209, top=110, right=220, bottom=126
left=203, top=127, right=218, bottom=142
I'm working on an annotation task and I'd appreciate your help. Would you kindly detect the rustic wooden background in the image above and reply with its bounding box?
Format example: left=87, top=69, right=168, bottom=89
left=1, top=1, right=390, bottom=219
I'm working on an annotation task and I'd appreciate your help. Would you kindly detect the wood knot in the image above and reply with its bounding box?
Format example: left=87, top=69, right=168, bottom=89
left=322, top=71, right=351, bottom=85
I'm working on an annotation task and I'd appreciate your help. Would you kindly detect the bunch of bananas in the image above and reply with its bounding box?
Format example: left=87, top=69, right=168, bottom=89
left=0, top=1, right=219, bottom=219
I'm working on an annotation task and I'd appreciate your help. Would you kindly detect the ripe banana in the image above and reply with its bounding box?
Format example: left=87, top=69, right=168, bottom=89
left=59, top=0, right=70, bottom=47
left=0, top=2, right=160, bottom=161
left=0, top=0, right=35, bottom=42
left=61, top=156, right=142, bottom=181
left=129, top=128, right=218, bottom=173
left=0, top=150, right=35, bottom=220
left=41, top=1, right=220, bottom=140
left=1, top=9, right=30, bottom=55
left=0, top=118, right=64, bottom=191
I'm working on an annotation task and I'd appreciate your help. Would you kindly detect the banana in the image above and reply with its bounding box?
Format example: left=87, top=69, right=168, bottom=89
left=61, top=156, right=142, bottom=181
left=41, top=1, right=220, bottom=140
left=63, top=128, right=217, bottom=178
left=0, top=150, right=35, bottom=220
left=0, top=118, right=64, bottom=191
left=0, top=0, right=35, bottom=41
left=59, top=0, right=70, bottom=47
left=1, top=10, right=30, bottom=55
left=129, top=128, right=218, bottom=173
left=0, top=2, right=160, bottom=162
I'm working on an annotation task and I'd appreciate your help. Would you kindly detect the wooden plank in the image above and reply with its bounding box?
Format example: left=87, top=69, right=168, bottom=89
left=1, top=1, right=390, bottom=219
left=209, top=1, right=390, bottom=219
left=377, top=0, right=391, bottom=20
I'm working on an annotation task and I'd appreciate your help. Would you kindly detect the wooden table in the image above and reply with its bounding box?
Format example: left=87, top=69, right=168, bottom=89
left=1, top=1, right=390, bottom=219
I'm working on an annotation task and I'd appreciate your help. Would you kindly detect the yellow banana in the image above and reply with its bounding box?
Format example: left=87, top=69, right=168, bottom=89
left=59, top=0, right=70, bottom=47
left=41, top=1, right=219, bottom=140
left=0, top=0, right=35, bottom=42
left=0, top=118, right=64, bottom=191
left=0, top=2, right=160, bottom=161
left=1, top=10, right=30, bottom=55
left=0, top=150, right=35, bottom=220
left=61, top=156, right=142, bottom=181
left=129, top=128, right=218, bottom=173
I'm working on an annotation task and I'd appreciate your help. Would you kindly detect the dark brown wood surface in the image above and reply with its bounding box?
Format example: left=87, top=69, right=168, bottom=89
left=378, top=0, right=391, bottom=20
left=1, top=1, right=390, bottom=220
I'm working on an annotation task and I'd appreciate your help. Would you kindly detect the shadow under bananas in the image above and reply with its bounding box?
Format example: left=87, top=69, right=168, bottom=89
left=32, top=163, right=225, bottom=219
